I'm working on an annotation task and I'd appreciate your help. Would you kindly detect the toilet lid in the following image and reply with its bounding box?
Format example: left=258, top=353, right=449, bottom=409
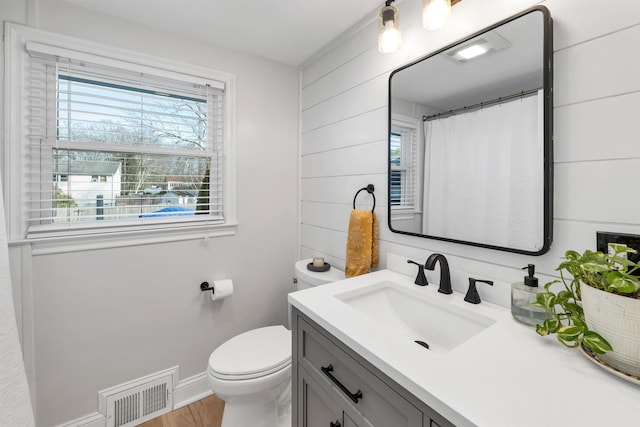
left=208, top=325, right=291, bottom=380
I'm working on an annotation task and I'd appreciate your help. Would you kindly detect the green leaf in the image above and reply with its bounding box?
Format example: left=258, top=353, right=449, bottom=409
left=572, top=317, right=587, bottom=329
left=582, top=331, right=613, bottom=354
left=610, top=256, right=631, bottom=271
left=563, top=302, right=583, bottom=317
left=558, top=259, right=579, bottom=273
left=544, top=318, right=560, bottom=333
left=606, top=271, right=623, bottom=282
left=535, top=292, right=556, bottom=309
left=607, top=276, right=638, bottom=294
left=557, top=325, right=583, bottom=342
left=609, top=243, right=636, bottom=255
left=557, top=335, right=580, bottom=348
left=536, top=323, right=549, bottom=336
left=543, top=280, right=559, bottom=291
left=555, top=290, right=573, bottom=305
left=564, top=250, right=581, bottom=260
left=581, top=263, right=609, bottom=274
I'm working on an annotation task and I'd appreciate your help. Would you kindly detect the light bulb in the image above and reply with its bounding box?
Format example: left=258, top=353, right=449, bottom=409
left=378, top=4, right=401, bottom=53
left=380, top=24, right=401, bottom=53
left=423, top=0, right=451, bottom=30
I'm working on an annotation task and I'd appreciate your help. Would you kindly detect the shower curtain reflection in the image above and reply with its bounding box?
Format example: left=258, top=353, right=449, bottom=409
left=422, top=90, right=543, bottom=251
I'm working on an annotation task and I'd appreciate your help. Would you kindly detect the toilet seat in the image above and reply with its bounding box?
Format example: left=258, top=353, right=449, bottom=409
left=208, top=325, right=291, bottom=381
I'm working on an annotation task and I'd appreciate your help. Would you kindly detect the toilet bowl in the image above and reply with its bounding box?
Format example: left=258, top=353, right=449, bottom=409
left=208, top=326, right=292, bottom=427
left=207, top=259, right=344, bottom=427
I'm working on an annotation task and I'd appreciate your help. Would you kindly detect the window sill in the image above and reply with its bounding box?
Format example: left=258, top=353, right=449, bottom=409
left=8, top=222, right=238, bottom=255
left=390, top=208, right=421, bottom=221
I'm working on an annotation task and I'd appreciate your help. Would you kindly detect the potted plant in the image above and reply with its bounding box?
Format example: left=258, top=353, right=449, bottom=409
left=534, top=244, right=640, bottom=377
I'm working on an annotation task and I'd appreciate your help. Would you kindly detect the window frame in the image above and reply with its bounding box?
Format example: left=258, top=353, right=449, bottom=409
left=389, top=114, right=421, bottom=213
left=4, top=23, right=237, bottom=251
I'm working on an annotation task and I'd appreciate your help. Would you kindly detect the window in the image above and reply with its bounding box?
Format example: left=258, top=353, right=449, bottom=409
left=5, top=24, right=236, bottom=242
left=390, top=117, right=419, bottom=210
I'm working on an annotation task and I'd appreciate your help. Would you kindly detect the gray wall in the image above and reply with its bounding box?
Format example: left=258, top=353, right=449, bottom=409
left=300, top=0, right=640, bottom=301
left=2, top=0, right=300, bottom=425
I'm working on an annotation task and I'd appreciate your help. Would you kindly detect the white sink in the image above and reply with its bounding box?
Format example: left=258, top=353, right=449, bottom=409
left=335, top=281, right=496, bottom=353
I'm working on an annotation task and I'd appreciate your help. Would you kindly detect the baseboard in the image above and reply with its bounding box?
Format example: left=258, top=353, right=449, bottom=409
left=56, top=412, right=104, bottom=427
left=57, top=371, right=211, bottom=426
left=173, top=371, right=212, bottom=409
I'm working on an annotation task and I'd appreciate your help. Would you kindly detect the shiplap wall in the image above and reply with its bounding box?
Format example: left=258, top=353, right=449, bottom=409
left=300, top=0, right=640, bottom=306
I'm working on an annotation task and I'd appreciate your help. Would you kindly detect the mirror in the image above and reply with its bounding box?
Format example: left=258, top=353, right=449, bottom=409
left=388, top=6, right=552, bottom=255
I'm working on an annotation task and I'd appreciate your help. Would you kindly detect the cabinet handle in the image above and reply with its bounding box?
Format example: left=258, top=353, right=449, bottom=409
left=330, top=421, right=341, bottom=427
left=321, top=364, right=363, bottom=404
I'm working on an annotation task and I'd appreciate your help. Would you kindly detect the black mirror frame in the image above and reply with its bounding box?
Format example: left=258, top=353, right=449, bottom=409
left=387, top=5, right=553, bottom=256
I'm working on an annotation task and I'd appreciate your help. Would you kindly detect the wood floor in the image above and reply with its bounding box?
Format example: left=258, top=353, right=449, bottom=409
left=138, top=394, right=225, bottom=427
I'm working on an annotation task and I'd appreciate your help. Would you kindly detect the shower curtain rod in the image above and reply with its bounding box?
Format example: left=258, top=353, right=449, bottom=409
left=422, top=87, right=541, bottom=122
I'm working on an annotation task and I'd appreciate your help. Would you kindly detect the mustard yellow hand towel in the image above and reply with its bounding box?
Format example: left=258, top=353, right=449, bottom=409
left=345, top=209, right=378, bottom=278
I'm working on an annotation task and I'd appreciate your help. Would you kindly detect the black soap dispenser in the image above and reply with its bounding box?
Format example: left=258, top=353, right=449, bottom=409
left=510, top=264, right=547, bottom=327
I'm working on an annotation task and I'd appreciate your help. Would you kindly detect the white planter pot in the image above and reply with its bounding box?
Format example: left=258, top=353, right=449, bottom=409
left=581, top=282, right=640, bottom=377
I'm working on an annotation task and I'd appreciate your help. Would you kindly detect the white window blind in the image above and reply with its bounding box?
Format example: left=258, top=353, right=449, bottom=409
left=390, top=121, right=418, bottom=209
left=24, top=44, right=226, bottom=237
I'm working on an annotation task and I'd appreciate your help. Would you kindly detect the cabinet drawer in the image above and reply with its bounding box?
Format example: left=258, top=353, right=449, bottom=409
left=299, top=362, right=372, bottom=427
left=299, top=318, right=422, bottom=427
left=298, top=365, right=346, bottom=427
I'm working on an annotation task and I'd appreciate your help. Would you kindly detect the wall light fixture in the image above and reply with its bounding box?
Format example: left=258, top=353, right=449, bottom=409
left=378, top=0, right=402, bottom=53
left=379, top=0, right=463, bottom=54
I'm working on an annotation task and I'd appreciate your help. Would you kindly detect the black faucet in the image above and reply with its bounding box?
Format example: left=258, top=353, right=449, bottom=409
left=425, top=253, right=452, bottom=294
left=464, top=278, right=494, bottom=304
left=407, top=260, right=428, bottom=286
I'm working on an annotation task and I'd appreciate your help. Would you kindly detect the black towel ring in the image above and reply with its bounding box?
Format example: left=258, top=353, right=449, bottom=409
left=352, top=184, right=375, bottom=212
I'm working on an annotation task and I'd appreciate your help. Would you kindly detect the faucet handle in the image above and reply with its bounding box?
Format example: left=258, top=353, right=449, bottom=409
left=464, top=278, right=493, bottom=304
left=407, top=260, right=428, bottom=286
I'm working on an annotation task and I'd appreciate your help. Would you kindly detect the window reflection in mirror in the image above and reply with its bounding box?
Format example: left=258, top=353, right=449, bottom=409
left=387, top=6, right=553, bottom=255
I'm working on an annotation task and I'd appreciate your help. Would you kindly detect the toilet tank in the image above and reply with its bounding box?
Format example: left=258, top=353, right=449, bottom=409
left=294, top=259, right=344, bottom=291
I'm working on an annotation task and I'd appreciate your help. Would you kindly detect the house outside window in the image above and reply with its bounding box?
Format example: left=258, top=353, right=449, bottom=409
left=55, top=161, right=122, bottom=216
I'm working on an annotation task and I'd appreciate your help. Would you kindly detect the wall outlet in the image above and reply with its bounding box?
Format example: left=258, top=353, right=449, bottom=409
left=596, top=231, right=640, bottom=266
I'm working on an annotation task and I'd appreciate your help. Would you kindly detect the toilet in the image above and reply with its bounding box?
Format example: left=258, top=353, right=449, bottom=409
left=207, top=259, right=344, bottom=427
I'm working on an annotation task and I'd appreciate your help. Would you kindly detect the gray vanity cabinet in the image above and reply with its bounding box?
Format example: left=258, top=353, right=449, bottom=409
left=292, top=307, right=454, bottom=427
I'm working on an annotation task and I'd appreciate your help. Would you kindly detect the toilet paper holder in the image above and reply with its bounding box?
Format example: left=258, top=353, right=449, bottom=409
left=200, top=281, right=215, bottom=294
left=200, top=279, right=234, bottom=301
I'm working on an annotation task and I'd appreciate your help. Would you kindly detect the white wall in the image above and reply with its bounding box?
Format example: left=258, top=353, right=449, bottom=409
left=2, top=0, right=300, bottom=425
left=300, top=0, right=640, bottom=302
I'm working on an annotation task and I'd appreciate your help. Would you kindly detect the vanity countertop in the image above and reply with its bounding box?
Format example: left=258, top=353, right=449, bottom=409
left=288, top=269, right=640, bottom=427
